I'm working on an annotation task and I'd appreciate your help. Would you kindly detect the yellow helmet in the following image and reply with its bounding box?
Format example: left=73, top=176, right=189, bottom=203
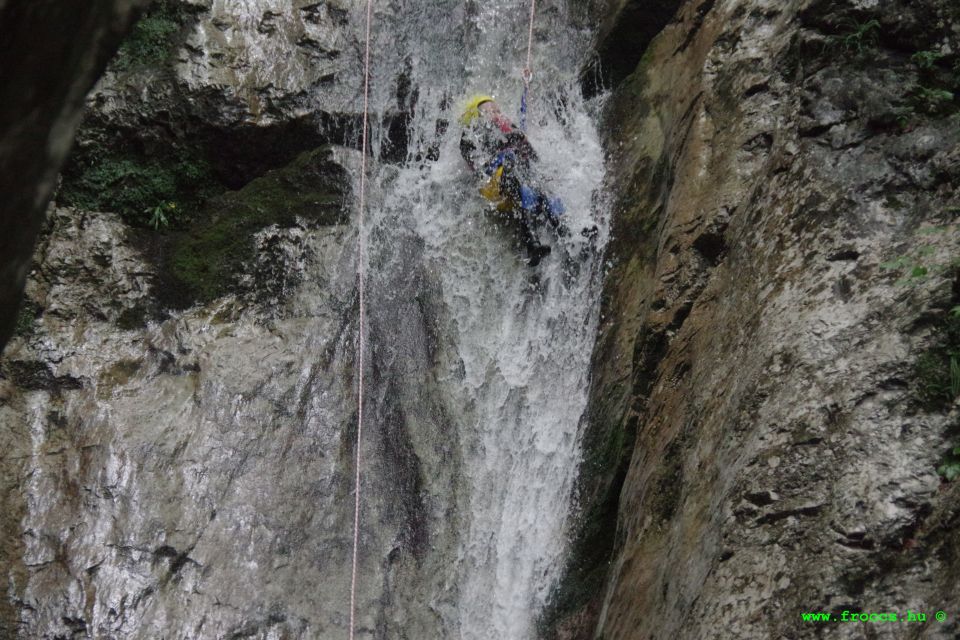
left=459, top=94, right=495, bottom=125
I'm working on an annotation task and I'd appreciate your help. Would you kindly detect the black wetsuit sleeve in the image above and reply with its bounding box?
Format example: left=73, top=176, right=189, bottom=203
left=505, top=130, right=539, bottom=165
left=460, top=133, right=478, bottom=172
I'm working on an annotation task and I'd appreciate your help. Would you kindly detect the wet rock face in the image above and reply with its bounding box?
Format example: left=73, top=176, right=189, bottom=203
left=67, top=0, right=364, bottom=197
left=67, top=0, right=412, bottom=194
left=584, top=0, right=960, bottom=638
left=0, top=202, right=460, bottom=638
left=162, top=145, right=352, bottom=308
left=178, top=0, right=354, bottom=124
left=0, top=213, right=358, bottom=639
left=0, top=0, right=146, bottom=355
left=1, top=2, right=464, bottom=635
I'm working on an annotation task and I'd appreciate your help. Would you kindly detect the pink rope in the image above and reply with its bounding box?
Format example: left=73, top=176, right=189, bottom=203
left=524, top=0, right=537, bottom=79
left=349, top=0, right=373, bottom=637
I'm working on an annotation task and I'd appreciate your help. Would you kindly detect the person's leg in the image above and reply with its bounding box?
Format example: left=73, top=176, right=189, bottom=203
left=499, top=173, right=522, bottom=206
left=516, top=188, right=551, bottom=266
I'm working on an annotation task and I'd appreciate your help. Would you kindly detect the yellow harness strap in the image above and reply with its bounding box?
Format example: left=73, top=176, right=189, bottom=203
left=479, top=167, right=513, bottom=211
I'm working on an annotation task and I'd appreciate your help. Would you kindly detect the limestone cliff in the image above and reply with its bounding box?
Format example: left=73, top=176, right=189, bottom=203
left=0, top=2, right=463, bottom=637
left=578, top=0, right=960, bottom=638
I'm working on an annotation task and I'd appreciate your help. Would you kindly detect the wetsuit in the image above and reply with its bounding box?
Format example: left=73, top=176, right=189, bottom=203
left=460, top=115, right=553, bottom=262
left=459, top=113, right=538, bottom=176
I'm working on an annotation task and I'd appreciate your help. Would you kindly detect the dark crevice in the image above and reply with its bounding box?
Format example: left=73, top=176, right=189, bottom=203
left=692, top=230, right=728, bottom=266
left=827, top=249, right=861, bottom=261
left=0, top=360, right=84, bottom=392
left=581, top=0, right=685, bottom=98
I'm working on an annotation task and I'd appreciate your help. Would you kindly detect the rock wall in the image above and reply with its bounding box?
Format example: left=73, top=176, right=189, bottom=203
left=5, top=0, right=960, bottom=637
left=585, top=0, right=960, bottom=637
left=66, top=0, right=414, bottom=199
left=0, top=197, right=463, bottom=638
left=0, top=0, right=146, bottom=354
left=0, top=2, right=465, bottom=638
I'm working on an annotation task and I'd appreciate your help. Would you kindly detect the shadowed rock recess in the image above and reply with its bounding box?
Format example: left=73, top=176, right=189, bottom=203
left=2, top=0, right=960, bottom=638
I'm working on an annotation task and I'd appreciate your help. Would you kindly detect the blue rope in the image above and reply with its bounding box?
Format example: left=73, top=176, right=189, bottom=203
left=520, top=83, right=529, bottom=132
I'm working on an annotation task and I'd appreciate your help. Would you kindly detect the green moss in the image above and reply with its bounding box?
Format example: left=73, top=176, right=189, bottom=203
left=538, top=408, right=637, bottom=636
left=839, top=18, right=880, bottom=53
left=14, top=300, right=40, bottom=337
left=168, top=147, right=349, bottom=304
left=538, top=115, right=666, bottom=633
left=113, top=1, right=184, bottom=71
left=97, top=359, right=144, bottom=399
left=116, top=306, right=149, bottom=331
left=915, top=308, right=960, bottom=411
left=58, top=149, right=217, bottom=227
left=938, top=446, right=960, bottom=482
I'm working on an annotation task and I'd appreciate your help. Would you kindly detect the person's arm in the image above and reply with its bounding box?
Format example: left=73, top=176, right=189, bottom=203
left=460, top=132, right=478, bottom=172
left=506, top=129, right=539, bottom=164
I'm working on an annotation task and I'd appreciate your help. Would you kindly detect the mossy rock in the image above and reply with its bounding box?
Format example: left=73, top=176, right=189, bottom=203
left=915, top=308, right=960, bottom=411
left=167, top=146, right=350, bottom=305
left=112, top=0, right=195, bottom=72
left=58, top=147, right=218, bottom=227
left=13, top=299, right=41, bottom=337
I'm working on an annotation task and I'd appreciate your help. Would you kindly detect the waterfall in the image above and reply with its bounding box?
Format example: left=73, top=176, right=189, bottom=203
left=359, top=1, right=609, bottom=636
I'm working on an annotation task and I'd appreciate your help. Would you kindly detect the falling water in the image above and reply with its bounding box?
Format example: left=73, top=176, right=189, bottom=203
left=360, top=1, right=609, bottom=636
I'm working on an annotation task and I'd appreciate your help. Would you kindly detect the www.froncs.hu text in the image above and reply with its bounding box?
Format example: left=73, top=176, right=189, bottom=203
left=801, top=610, right=947, bottom=623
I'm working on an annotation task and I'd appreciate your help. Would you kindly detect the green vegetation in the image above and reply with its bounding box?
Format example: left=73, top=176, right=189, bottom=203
left=538, top=401, right=640, bottom=635
left=893, top=105, right=915, bottom=130
left=882, top=225, right=960, bottom=479
left=14, top=300, right=40, bottom=337
left=840, top=18, right=881, bottom=53
left=880, top=246, right=960, bottom=286
left=113, top=1, right=184, bottom=71
left=915, top=308, right=960, bottom=411
left=58, top=149, right=217, bottom=228
left=903, top=45, right=958, bottom=121
left=912, top=50, right=945, bottom=70
left=880, top=227, right=960, bottom=286
left=537, top=441, right=626, bottom=635
left=148, top=202, right=177, bottom=230
left=939, top=446, right=960, bottom=482
left=116, top=306, right=149, bottom=331
left=911, top=86, right=955, bottom=115
left=169, top=147, right=348, bottom=304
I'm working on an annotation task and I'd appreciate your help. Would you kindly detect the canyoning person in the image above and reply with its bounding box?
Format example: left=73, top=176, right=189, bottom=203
left=459, top=94, right=567, bottom=266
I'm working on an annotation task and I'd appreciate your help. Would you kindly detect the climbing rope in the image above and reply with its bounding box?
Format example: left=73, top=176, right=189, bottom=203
left=524, top=0, right=537, bottom=77
left=519, top=0, right=537, bottom=131
left=349, top=0, right=373, bottom=637
left=349, top=1, right=536, bottom=635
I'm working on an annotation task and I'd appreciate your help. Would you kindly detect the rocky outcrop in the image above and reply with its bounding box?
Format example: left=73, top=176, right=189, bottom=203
left=54, top=0, right=395, bottom=313
left=0, top=0, right=147, bottom=354
left=0, top=197, right=464, bottom=638
left=579, top=0, right=960, bottom=637
left=161, top=145, right=352, bottom=308
left=63, top=0, right=409, bottom=202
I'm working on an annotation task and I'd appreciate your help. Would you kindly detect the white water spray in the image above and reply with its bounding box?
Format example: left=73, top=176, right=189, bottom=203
left=362, top=1, right=610, bottom=636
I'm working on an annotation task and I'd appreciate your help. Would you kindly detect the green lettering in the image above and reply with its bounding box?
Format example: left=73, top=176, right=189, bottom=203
left=801, top=612, right=831, bottom=622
